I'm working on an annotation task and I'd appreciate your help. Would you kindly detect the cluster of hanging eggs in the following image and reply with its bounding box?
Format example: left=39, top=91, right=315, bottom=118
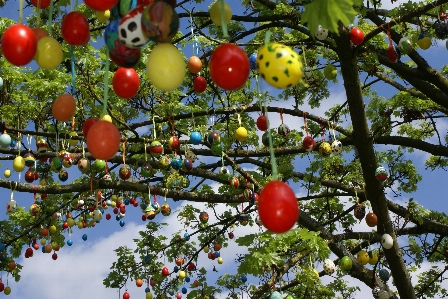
left=353, top=203, right=378, bottom=227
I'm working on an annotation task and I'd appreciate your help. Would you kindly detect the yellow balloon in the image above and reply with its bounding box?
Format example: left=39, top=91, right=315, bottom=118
left=4, top=286, right=11, bottom=295
left=35, top=36, right=63, bottom=70
left=257, top=43, right=303, bottom=88
left=209, top=1, right=232, bottom=26
left=4, top=169, right=11, bottom=178
left=235, top=127, right=247, bottom=142
left=13, top=156, right=25, bottom=172
left=146, top=43, right=186, bottom=91
left=217, top=257, right=223, bottom=264
left=96, top=10, right=110, bottom=23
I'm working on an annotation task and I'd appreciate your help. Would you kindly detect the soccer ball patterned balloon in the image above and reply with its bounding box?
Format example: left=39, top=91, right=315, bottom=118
left=118, top=6, right=149, bottom=48
left=319, top=141, right=332, bottom=156
left=331, top=140, right=343, bottom=154
left=257, top=42, right=303, bottom=88
left=315, top=25, right=329, bottom=40
left=323, top=259, right=335, bottom=275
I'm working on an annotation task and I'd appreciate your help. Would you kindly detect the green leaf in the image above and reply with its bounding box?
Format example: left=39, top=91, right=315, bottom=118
left=302, top=0, right=363, bottom=36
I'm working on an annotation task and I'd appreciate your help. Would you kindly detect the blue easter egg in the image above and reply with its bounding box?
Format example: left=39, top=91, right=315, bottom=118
left=184, top=232, right=190, bottom=241
left=185, top=276, right=190, bottom=282
left=0, top=133, right=11, bottom=148
left=171, top=156, right=182, bottom=169
left=249, top=53, right=257, bottom=70
left=82, top=234, right=87, bottom=241
left=120, top=220, right=125, bottom=227
left=145, top=287, right=150, bottom=293
left=241, top=275, right=247, bottom=283
left=67, top=239, right=73, bottom=246
left=189, top=131, right=202, bottom=145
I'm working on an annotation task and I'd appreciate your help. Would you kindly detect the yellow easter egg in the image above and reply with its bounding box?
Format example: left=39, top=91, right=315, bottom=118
left=209, top=1, right=232, bottom=26
left=49, top=225, right=57, bottom=234
left=4, top=169, right=11, bottom=178
left=4, top=286, right=11, bottom=295
left=13, top=156, right=25, bottom=172
left=96, top=10, right=110, bottom=23
left=368, top=250, right=379, bottom=265
left=100, top=114, right=112, bottom=122
left=217, top=257, right=223, bottom=264
left=179, top=270, right=186, bottom=279
left=257, top=43, right=303, bottom=88
left=35, top=36, right=63, bottom=70
left=68, top=131, right=79, bottom=146
left=357, top=250, right=369, bottom=266
left=235, top=127, right=247, bottom=142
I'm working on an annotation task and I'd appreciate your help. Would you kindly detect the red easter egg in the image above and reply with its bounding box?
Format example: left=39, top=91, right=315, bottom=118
left=31, top=27, right=49, bottom=41
left=0, top=282, right=4, bottom=292
left=302, top=136, right=315, bottom=152
left=209, top=43, right=250, bottom=91
left=258, top=180, right=299, bottom=234
left=365, top=212, right=378, bottom=227
left=86, top=121, right=121, bottom=161
left=188, top=56, right=202, bottom=73
left=112, top=68, right=140, bottom=99
left=122, top=291, right=130, bottom=299
left=349, top=27, right=364, bottom=45
left=256, top=115, right=268, bottom=131
left=1, top=24, right=37, bottom=66
left=61, top=12, right=90, bottom=46
left=31, top=0, right=51, bottom=8
left=193, top=76, right=207, bottom=93
left=161, top=266, right=169, bottom=276
left=387, top=45, right=398, bottom=63
left=52, top=94, right=76, bottom=121
left=84, top=0, right=119, bottom=11
left=83, top=118, right=99, bottom=138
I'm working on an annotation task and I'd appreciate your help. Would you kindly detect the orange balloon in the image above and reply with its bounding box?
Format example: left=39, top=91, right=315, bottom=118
left=188, top=56, right=202, bottom=74
left=86, top=121, right=121, bottom=161
left=32, top=28, right=49, bottom=41
left=52, top=94, right=76, bottom=121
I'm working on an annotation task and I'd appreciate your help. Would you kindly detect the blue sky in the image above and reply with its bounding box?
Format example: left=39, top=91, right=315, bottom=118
left=1, top=0, right=448, bottom=298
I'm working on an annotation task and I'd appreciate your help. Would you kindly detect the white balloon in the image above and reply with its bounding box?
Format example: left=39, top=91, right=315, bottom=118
left=381, top=233, right=394, bottom=249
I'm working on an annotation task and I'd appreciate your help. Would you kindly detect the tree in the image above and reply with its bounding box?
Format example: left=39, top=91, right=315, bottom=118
left=1, top=0, right=448, bottom=298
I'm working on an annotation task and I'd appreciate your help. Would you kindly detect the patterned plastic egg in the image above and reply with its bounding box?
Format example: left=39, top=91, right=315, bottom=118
left=150, top=141, right=163, bottom=157
left=249, top=52, right=257, bottom=70
left=151, top=202, right=161, bottom=214
left=93, top=209, right=102, bottom=221
left=168, top=135, right=180, bottom=151
left=379, top=268, right=390, bottom=281
left=354, top=203, right=366, bottom=220
left=118, top=6, right=149, bottom=48
left=62, top=152, right=74, bottom=168
left=182, top=158, right=193, bottom=172
left=145, top=205, right=156, bottom=220
left=211, top=142, right=223, bottom=156
left=141, top=1, right=179, bottom=43
left=219, top=166, right=231, bottom=180
left=303, top=136, right=315, bottom=152
left=239, top=213, right=249, bottom=226
left=119, top=165, right=131, bottom=180
left=357, top=250, right=369, bottom=265
left=257, top=42, right=303, bottom=88
left=323, top=259, right=335, bottom=275
left=277, top=124, right=290, bottom=137
left=315, top=25, right=329, bottom=40
left=105, top=18, right=141, bottom=67
left=331, top=140, right=343, bottom=154
left=365, top=212, right=378, bottom=227
left=141, top=162, right=153, bottom=177
left=6, top=199, right=17, bottom=213
left=161, top=203, right=171, bottom=216
left=170, top=155, right=182, bottom=169
left=375, top=166, right=388, bottom=181
left=261, top=131, right=271, bottom=147
left=319, top=141, right=332, bottom=156
left=58, top=170, right=69, bottom=182
left=199, top=211, right=209, bottom=224
left=229, top=177, right=239, bottom=188
left=50, top=157, right=63, bottom=172
left=24, top=152, right=36, bottom=167
left=0, top=133, right=11, bottom=148
left=36, top=139, right=48, bottom=153
left=158, top=155, right=170, bottom=168
left=29, top=203, right=41, bottom=216
left=207, top=131, right=220, bottom=144
left=185, top=150, right=197, bottom=163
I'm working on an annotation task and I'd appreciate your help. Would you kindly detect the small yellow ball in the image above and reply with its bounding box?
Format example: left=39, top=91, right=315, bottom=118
left=96, top=10, right=110, bottom=23
left=67, top=218, right=75, bottom=227
left=146, top=292, right=153, bottom=299
left=179, top=270, right=186, bottom=279
left=40, top=239, right=47, bottom=246
left=217, top=257, right=223, bottom=264
left=235, top=127, right=248, bottom=142
left=49, top=225, right=57, bottom=234
left=4, top=286, right=11, bottom=295
left=13, top=156, right=25, bottom=172
left=4, top=169, right=11, bottom=178
left=204, top=247, right=209, bottom=253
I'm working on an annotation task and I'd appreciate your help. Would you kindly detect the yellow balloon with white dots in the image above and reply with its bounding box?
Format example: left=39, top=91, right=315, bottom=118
left=257, top=43, right=303, bottom=88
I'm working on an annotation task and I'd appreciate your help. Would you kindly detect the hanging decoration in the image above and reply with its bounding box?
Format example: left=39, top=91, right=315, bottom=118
left=277, top=108, right=290, bottom=137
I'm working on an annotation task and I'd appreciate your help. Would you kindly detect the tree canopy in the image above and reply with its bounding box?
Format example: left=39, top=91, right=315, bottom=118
left=1, top=0, right=448, bottom=298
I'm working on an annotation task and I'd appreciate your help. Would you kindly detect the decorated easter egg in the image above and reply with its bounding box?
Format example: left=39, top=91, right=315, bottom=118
left=0, top=133, right=11, bottom=148
left=150, top=141, right=163, bottom=157
left=257, top=43, right=303, bottom=88
left=249, top=52, right=257, bottom=70
left=193, top=76, right=207, bottom=93
left=219, top=166, right=231, bottom=180
left=168, top=135, right=180, bottom=151
left=357, top=250, right=369, bottom=265
left=119, top=165, right=131, bottom=180
left=6, top=199, right=17, bottom=213
left=368, top=250, right=379, bottom=265
left=349, top=27, right=364, bottom=45
left=189, top=131, right=202, bottom=145
left=365, top=212, right=378, bottom=227
left=199, top=211, right=209, bottom=224
left=170, top=155, right=182, bottom=169
left=188, top=56, right=202, bottom=74
left=118, top=5, right=149, bottom=48
left=1, top=24, right=37, bottom=66
left=277, top=124, right=290, bottom=136
left=381, top=233, right=394, bottom=249
left=35, top=36, right=63, bottom=70
left=375, top=166, right=388, bottom=181
left=207, top=131, right=220, bottom=144
left=86, top=121, right=121, bottom=161
left=417, top=32, right=431, bottom=50
left=239, top=213, right=249, bottom=226
left=209, top=0, right=232, bottom=26
left=112, top=67, right=140, bottom=99
left=58, top=170, right=69, bottom=182
left=78, top=158, right=90, bottom=173
left=13, top=156, right=26, bottom=172
left=323, top=259, right=335, bottom=275
left=141, top=1, right=179, bottom=43
left=319, top=141, right=332, bottom=156
left=302, top=136, right=315, bottom=152
left=182, top=158, right=193, bottom=172
left=161, top=203, right=171, bottom=216
left=379, top=269, right=390, bottom=281
left=158, top=155, right=170, bottom=168
left=61, top=12, right=90, bottom=46
left=398, top=37, right=412, bottom=54
left=339, top=256, right=352, bottom=271
left=331, top=140, right=343, bottom=154
left=141, top=162, right=153, bottom=177
left=315, top=25, right=329, bottom=40
left=353, top=203, right=365, bottom=220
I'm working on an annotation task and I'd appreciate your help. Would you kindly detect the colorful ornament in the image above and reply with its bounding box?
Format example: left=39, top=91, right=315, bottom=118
left=6, top=199, right=17, bottom=213
left=339, top=256, right=352, bottom=271
left=189, top=131, right=202, bottom=145
left=112, top=67, right=140, bottom=99
left=319, top=141, right=332, bottom=156
left=417, top=32, right=431, bottom=50
left=86, top=121, right=121, bottom=161
left=211, top=142, right=223, bottom=156
left=368, top=250, right=379, bottom=265
left=209, top=43, right=250, bottom=91
left=353, top=203, right=366, bottom=220
left=35, top=36, right=63, bottom=70
left=357, top=250, right=369, bottom=265
left=182, top=158, right=193, bottom=172
left=261, top=131, right=271, bottom=147
left=219, top=166, right=231, bottom=180
left=193, top=76, right=207, bottom=93
left=188, top=56, right=202, bottom=73
left=349, top=27, right=364, bottom=45
left=398, top=37, right=412, bottom=54
left=379, top=269, right=390, bottom=281
left=119, top=165, right=131, bottom=180
left=258, top=180, right=299, bottom=234
left=141, top=162, right=153, bottom=178
left=118, top=6, right=149, bottom=48
left=207, top=131, right=220, bottom=144
left=94, top=159, right=106, bottom=172
left=365, top=212, right=378, bottom=227
left=199, top=211, right=209, bottom=224
left=141, top=1, right=179, bottom=43
left=150, top=141, right=163, bottom=157
left=61, top=12, right=90, bottom=46
left=58, top=170, right=68, bottom=182
left=381, top=233, right=394, bottom=249
left=168, top=136, right=180, bottom=151
left=229, top=177, right=239, bottom=188
left=256, top=114, right=268, bottom=131
left=23, top=152, right=36, bottom=167
left=209, top=0, right=232, bottom=26
left=161, top=203, right=171, bottom=216
left=249, top=52, right=257, bottom=70
left=331, top=140, right=343, bottom=154
left=84, top=0, right=118, bottom=11
left=52, top=94, right=76, bottom=122
left=1, top=24, right=37, bottom=66
left=375, top=166, right=388, bottom=181
left=170, top=155, right=182, bottom=169
left=82, top=118, right=99, bottom=139
left=323, top=259, right=335, bottom=275
left=235, top=127, right=248, bottom=142
left=277, top=124, right=290, bottom=137
left=257, top=43, right=303, bottom=88
left=315, top=25, right=328, bottom=40
left=239, top=213, right=249, bottom=226
left=29, top=203, right=41, bottom=216
left=158, top=155, right=170, bottom=168
left=36, top=139, right=48, bottom=153
left=386, top=44, right=399, bottom=63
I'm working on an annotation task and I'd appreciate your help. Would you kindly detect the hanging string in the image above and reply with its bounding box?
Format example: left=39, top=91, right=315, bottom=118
left=236, top=112, right=241, bottom=126
left=152, top=116, right=158, bottom=139
left=122, top=140, right=126, bottom=165
left=18, top=0, right=24, bottom=24
left=102, top=50, right=110, bottom=116
left=303, top=112, right=309, bottom=136
left=81, top=141, right=85, bottom=158
left=47, top=0, right=54, bottom=36
left=164, top=188, right=167, bottom=203
left=169, top=116, right=175, bottom=135
left=36, top=0, right=41, bottom=27
left=278, top=108, right=284, bottom=124
left=153, top=186, right=159, bottom=204
left=219, top=0, right=229, bottom=38
left=70, top=46, right=76, bottom=95
left=144, top=138, right=148, bottom=161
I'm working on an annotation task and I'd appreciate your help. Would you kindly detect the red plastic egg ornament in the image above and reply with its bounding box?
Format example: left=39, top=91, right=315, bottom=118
left=61, top=12, right=90, bottom=46
left=84, top=0, right=119, bottom=11
left=52, top=94, right=76, bottom=121
left=365, top=212, right=378, bottom=227
left=256, top=114, right=268, bottom=131
left=258, top=180, right=299, bottom=234
left=31, top=0, right=51, bottom=8
left=1, top=24, right=37, bottom=66
left=161, top=266, right=169, bottom=276
left=193, top=76, right=207, bottom=93
left=123, top=291, right=130, bottom=299
left=112, top=68, right=140, bottom=99
left=188, top=56, right=202, bottom=74
left=83, top=118, right=99, bottom=139
left=349, top=27, right=364, bottom=45
left=387, top=45, right=399, bottom=63
left=32, top=27, right=49, bottom=41
left=86, top=121, right=121, bottom=161
left=209, top=43, right=250, bottom=91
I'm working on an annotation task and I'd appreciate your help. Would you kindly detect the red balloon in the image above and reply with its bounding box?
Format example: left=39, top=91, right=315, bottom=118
left=112, top=68, right=140, bottom=98
left=61, top=12, right=90, bottom=46
left=258, top=180, right=299, bottom=234
left=349, top=27, right=364, bottom=45
left=31, top=0, right=51, bottom=8
left=256, top=115, right=268, bottom=131
left=1, top=24, right=37, bottom=66
left=52, top=94, right=76, bottom=121
left=209, top=43, right=250, bottom=91
left=84, top=0, right=119, bottom=11
left=193, top=76, right=207, bottom=93
left=83, top=118, right=99, bottom=138
left=86, top=121, right=121, bottom=160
